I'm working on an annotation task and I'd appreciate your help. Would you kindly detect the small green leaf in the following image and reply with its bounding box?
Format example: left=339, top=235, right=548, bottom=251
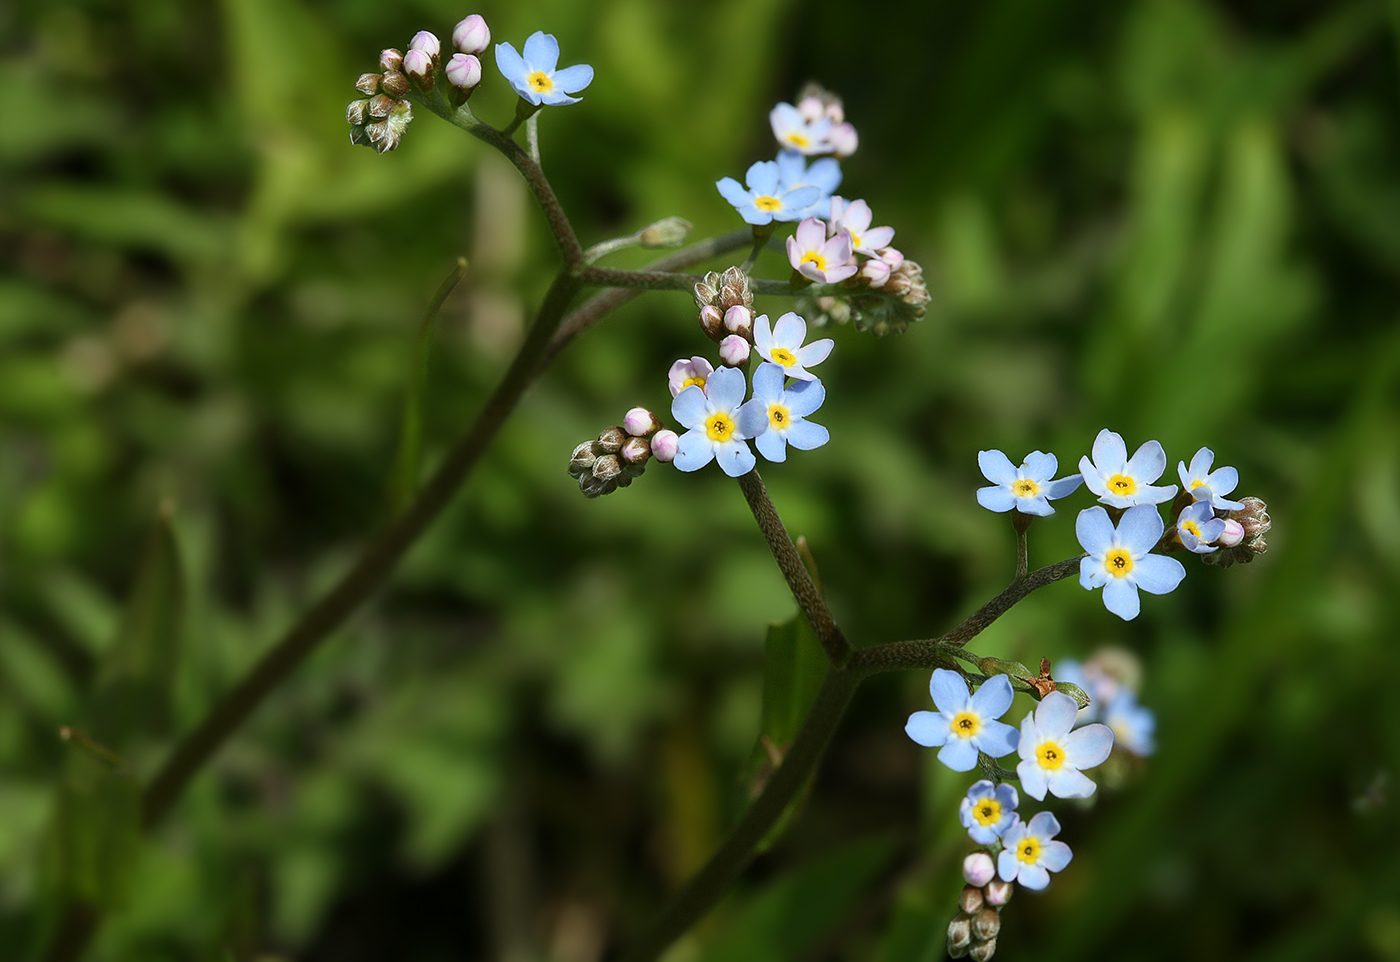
left=48, top=737, right=140, bottom=909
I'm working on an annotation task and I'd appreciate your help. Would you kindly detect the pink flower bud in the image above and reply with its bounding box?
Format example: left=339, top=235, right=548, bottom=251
left=445, top=53, right=481, bottom=90
left=699, top=304, right=724, bottom=340
left=620, top=436, right=651, bottom=466
left=452, top=14, right=490, bottom=55
left=403, top=48, right=434, bottom=89
left=962, top=852, right=995, bottom=888
left=723, top=304, right=753, bottom=337
left=859, top=258, right=891, bottom=288
left=1216, top=518, right=1246, bottom=547
left=623, top=407, right=660, bottom=438
left=797, top=95, right=824, bottom=123
left=828, top=122, right=858, bottom=158
left=984, top=879, right=1014, bottom=906
left=408, top=30, right=440, bottom=59
left=651, top=429, right=679, bottom=463
left=719, top=334, right=750, bottom=367
left=380, top=48, right=404, bottom=72
left=879, top=246, right=905, bottom=269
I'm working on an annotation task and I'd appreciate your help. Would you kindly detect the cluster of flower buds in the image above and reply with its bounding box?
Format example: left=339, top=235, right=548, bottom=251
left=693, top=267, right=756, bottom=364
left=797, top=253, right=929, bottom=336
left=567, top=408, right=673, bottom=498
left=347, top=15, right=491, bottom=150
left=777, top=83, right=858, bottom=159
left=948, top=852, right=1013, bottom=960
left=1200, top=495, right=1270, bottom=567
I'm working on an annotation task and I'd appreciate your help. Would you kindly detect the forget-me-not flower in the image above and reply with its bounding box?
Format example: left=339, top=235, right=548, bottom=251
left=716, top=161, right=820, bottom=226
left=1015, top=690, right=1114, bottom=800
left=976, top=450, right=1084, bottom=517
left=1178, top=447, right=1245, bottom=511
left=671, top=366, right=755, bottom=477
left=752, top=312, right=832, bottom=381
left=786, top=217, right=857, bottom=284
left=495, top=32, right=594, bottom=106
left=1077, top=504, right=1186, bottom=621
left=828, top=196, right=895, bottom=256
left=770, top=101, right=835, bottom=155
left=775, top=150, right=842, bottom=218
left=1104, top=690, right=1156, bottom=756
left=737, top=362, right=829, bottom=463
left=1176, top=500, right=1226, bottom=554
left=959, top=779, right=1019, bottom=845
left=1079, top=428, right=1177, bottom=508
left=997, top=812, right=1073, bottom=891
left=667, top=356, right=713, bottom=398
left=905, top=670, right=1019, bottom=772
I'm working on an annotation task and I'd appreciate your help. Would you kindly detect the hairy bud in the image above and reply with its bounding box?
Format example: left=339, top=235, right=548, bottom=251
left=958, top=885, right=984, bottom=915
left=651, top=430, right=679, bottom=463
left=623, top=407, right=661, bottom=438
left=699, top=305, right=724, bottom=341
left=693, top=271, right=721, bottom=310
left=972, top=907, right=1001, bottom=941
left=596, top=426, right=627, bottom=454
left=355, top=73, right=381, bottom=96
left=379, top=49, right=404, bottom=73
left=983, top=879, right=1013, bottom=906
left=639, top=216, right=692, bottom=248
left=380, top=70, right=410, bottom=97
left=963, top=852, right=996, bottom=888
left=947, top=917, right=973, bottom=957
left=719, top=334, right=750, bottom=367
left=969, top=938, right=997, bottom=962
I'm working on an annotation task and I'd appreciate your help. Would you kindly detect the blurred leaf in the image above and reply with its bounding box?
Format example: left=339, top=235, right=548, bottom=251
left=48, top=740, right=140, bottom=909
left=90, top=505, right=184, bottom=749
left=696, top=834, right=894, bottom=962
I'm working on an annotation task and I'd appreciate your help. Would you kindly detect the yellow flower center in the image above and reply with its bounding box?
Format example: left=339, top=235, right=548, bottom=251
left=849, top=230, right=862, bottom=249
left=1105, top=548, right=1134, bottom=578
left=1017, top=837, right=1042, bottom=864
left=800, top=251, right=828, bottom=272
left=755, top=195, right=783, bottom=212
left=1012, top=479, right=1041, bottom=498
left=528, top=71, right=554, bottom=93
left=767, top=404, right=791, bottom=430
left=950, top=711, right=981, bottom=740
left=974, top=799, right=1002, bottom=827
left=1181, top=519, right=1203, bottom=540
left=1108, top=473, right=1136, bottom=495
left=786, top=132, right=810, bottom=149
left=1191, top=479, right=1208, bottom=489
left=682, top=375, right=706, bottom=392
left=705, top=412, right=735, bottom=442
left=1036, top=741, right=1065, bottom=770
left=770, top=347, right=797, bottom=367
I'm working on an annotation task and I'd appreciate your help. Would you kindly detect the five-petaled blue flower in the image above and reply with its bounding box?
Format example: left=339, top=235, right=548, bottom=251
left=671, top=366, right=755, bottom=477
left=1079, top=428, right=1177, bottom=508
left=976, top=450, right=1083, bottom=517
left=1077, top=504, right=1186, bottom=621
left=1178, top=446, right=1245, bottom=511
left=1104, top=690, right=1156, bottom=757
left=495, top=32, right=594, bottom=106
left=905, top=669, right=1019, bottom=772
left=716, top=161, right=821, bottom=226
left=775, top=150, right=842, bottom=218
left=960, top=779, right=1019, bottom=845
left=997, top=811, right=1073, bottom=891
left=1176, top=500, right=1226, bottom=554
left=738, top=362, right=829, bottom=463
left=1015, top=691, right=1114, bottom=800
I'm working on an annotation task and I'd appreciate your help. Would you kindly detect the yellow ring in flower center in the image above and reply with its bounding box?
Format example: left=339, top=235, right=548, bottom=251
left=682, top=376, right=706, bottom=392
left=1036, top=741, right=1065, bottom=770
left=800, top=252, right=828, bottom=273
left=974, top=800, right=1002, bottom=826
left=754, top=195, right=782, bottom=212
left=528, top=71, right=554, bottom=93
left=1017, top=838, right=1042, bottom=864
left=1105, top=548, right=1134, bottom=577
left=770, top=347, right=797, bottom=367
left=767, top=404, right=790, bottom=429
left=786, top=133, right=810, bottom=149
left=1108, top=473, right=1136, bottom=495
left=951, top=711, right=981, bottom=739
left=1012, top=479, right=1041, bottom=498
left=705, top=412, right=734, bottom=442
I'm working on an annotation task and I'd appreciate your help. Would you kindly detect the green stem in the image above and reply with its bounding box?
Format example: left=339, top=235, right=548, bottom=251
left=736, top=470, right=850, bottom=667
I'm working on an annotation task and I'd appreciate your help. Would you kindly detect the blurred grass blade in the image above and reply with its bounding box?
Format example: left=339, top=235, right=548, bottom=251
left=48, top=735, right=140, bottom=910
left=90, top=503, right=184, bottom=749
left=388, top=259, right=467, bottom=515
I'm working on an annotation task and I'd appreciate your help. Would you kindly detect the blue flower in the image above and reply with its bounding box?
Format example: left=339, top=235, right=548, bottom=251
left=670, top=366, right=755, bottom=477
left=905, top=670, right=1019, bottom=772
left=976, top=450, right=1083, bottom=517
left=997, top=812, right=1073, bottom=891
left=1076, top=504, right=1186, bottom=621
left=1178, top=447, right=1245, bottom=511
left=752, top=312, right=832, bottom=381
left=495, top=32, right=593, bottom=106
left=960, top=779, right=1019, bottom=845
left=1104, top=690, right=1155, bottom=757
left=774, top=150, right=842, bottom=217
left=1015, top=691, right=1114, bottom=800
left=1176, top=500, right=1226, bottom=554
left=716, top=161, right=820, bottom=226
left=737, top=362, right=829, bottom=463
left=1079, top=428, right=1177, bottom=508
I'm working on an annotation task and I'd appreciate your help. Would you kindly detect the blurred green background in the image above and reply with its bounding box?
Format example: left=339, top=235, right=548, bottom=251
left=3, top=0, right=1398, bottom=959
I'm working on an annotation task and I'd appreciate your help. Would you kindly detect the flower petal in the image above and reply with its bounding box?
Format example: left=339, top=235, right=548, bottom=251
left=978, top=449, right=1018, bottom=485
left=754, top=429, right=787, bottom=462
left=1091, top=429, right=1127, bottom=473
left=1101, top=577, right=1141, bottom=620
left=753, top=314, right=774, bottom=355
left=551, top=63, right=594, bottom=94
left=929, top=668, right=970, bottom=712
left=938, top=739, right=979, bottom=772
left=1043, top=474, right=1084, bottom=500
left=715, top=439, right=755, bottom=477
left=746, top=160, right=779, bottom=195
left=716, top=177, right=751, bottom=208
left=1063, top=722, right=1114, bottom=769
left=978, top=486, right=1017, bottom=512
left=773, top=311, right=807, bottom=347
left=971, top=673, right=1014, bottom=720
left=784, top=376, right=825, bottom=418
left=1124, top=438, right=1167, bottom=483
left=784, top=419, right=828, bottom=451
left=1075, top=506, right=1116, bottom=554
left=905, top=710, right=949, bottom=747
left=1034, top=691, right=1078, bottom=737
left=706, top=366, right=746, bottom=411
left=974, top=719, right=1019, bottom=758
left=1044, top=766, right=1098, bottom=799
left=1039, top=839, right=1073, bottom=873
left=1020, top=450, right=1057, bottom=481
left=671, top=384, right=709, bottom=429
left=521, top=31, right=559, bottom=71
left=1016, top=758, right=1049, bottom=800
left=1116, top=503, right=1164, bottom=554
left=673, top=432, right=714, bottom=472
left=495, top=42, right=527, bottom=83
left=1132, top=553, right=1186, bottom=595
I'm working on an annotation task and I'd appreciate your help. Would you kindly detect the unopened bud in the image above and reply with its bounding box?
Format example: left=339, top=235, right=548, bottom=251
left=859, top=258, right=891, bottom=288
left=346, top=99, right=369, bottom=125
left=403, top=48, right=434, bottom=89
left=368, top=93, right=395, bottom=119
left=380, top=70, right=410, bottom=97
left=694, top=272, right=721, bottom=309
left=623, top=407, right=661, bottom=438
left=797, top=95, right=824, bottom=123
left=452, top=14, right=490, bottom=55
left=963, top=852, right=996, bottom=888
left=591, top=454, right=622, bottom=482
left=379, top=49, right=404, bottom=73
left=596, top=426, right=627, bottom=454
left=829, top=122, right=858, bottom=158
left=972, top=907, right=1001, bottom=941
left=639, top=216, right=692, bottom=248
left=446, top=53, right=481, bottom=91
left=958, top=885, right=984, bottom=915
left=355, top=73, right=381, bottom=96
left=699, top=305, right=724, bottom=340
left=947, top=917, right=973, bottom=957
left=1232, top=496, right=1271, bottom=541
left=651, top=429, right=679, bottom=463
left=408, top=30, right=440, bottom=59
left=569, top=441, right=597, bottom=473
left=880, top=246, right=905, bottom=269
left=969, top=938, right=997, bottom=962
left=1216, top=518, right=1245, bottom=547
left=719, top=266, right=753, bottom=308
left=984, top=879, right=1013, bottom=907
left=620, top=437, right=651, bottom=466
left=724, top=304, right=753, bottom=338
left=719, top=334, right=750, bottom=367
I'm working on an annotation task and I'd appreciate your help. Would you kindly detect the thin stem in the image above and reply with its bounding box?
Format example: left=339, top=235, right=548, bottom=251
left=577, top=265, right=853, bottom=298
left=526, top=113, right=541, bottom=166
left=1014, top=526, right=1029, bottom=583
left=619, top=668, right=859, bottom=962
left=736, top=471, right=850, bottom=667
left=848, top=555, right=1085, bottom=675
